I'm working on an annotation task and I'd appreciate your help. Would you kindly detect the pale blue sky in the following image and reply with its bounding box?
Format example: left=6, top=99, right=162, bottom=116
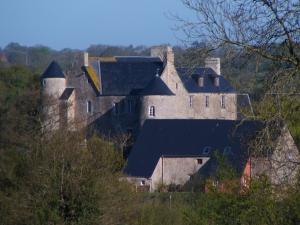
left=0, top=0, right=191, bottom=50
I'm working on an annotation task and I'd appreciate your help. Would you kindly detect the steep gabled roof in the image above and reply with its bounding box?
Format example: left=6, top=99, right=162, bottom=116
left=90, top=56, right=163, bottom=95
left=124, top=119, right=263, bottom=178
left=41, top=61, right=65, bottom=79
left=130, top=75, right=174, bottom=96
left=177, top=67, right=235, bottom=93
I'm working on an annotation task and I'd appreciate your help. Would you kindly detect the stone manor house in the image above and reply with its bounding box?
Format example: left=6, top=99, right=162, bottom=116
left=41, top=46, right=299, bottom=191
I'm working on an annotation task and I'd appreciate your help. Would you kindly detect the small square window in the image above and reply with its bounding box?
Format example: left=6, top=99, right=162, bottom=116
left=197, top=158, right=203, bottom=164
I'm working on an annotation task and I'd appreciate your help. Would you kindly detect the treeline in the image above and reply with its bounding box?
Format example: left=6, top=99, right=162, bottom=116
left=0, top=42, right=273, bottom=95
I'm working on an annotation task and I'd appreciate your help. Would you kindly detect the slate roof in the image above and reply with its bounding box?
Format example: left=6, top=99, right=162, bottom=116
left=124, top=119, right=264, bottom=178
left=177, top=67, right=235, bottom=93
left=41, top=61, right=65, bottom=79
left=130, top=75, right=174, bottom=96
left=59, top=88, right=74, bottom=100
left=90, top=56, right=163, bottom=95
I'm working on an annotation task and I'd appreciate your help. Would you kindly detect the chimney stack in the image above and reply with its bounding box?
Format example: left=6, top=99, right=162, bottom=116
left=151, top=45, right=174, bottom=65
left=84, top=52, right=89, bottom=67
left=205, top=57, right=220, bottom=75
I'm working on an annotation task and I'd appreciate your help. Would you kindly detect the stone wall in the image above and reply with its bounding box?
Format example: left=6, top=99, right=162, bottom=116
left=140, top=93, right=237, bottom=125
left=150, top=156, right=210, bottom=190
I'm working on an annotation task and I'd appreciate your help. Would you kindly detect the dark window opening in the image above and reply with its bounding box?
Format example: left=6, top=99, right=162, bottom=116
left=197, top=158, right=203, bottom=164
left=149, top=106, right=155, bottom=117
left=221, top=95, right=225, bottom=108
left=205, top=96, right=209, bottom=107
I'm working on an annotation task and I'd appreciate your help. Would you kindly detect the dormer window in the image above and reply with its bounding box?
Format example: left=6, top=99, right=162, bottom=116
left=198, top=77, right=204, bottom=87
left=87, top=100, right=92, bottom=113
left=214, top=77, right=220, bottom=87
left=149, top=106, right=155, bottom=117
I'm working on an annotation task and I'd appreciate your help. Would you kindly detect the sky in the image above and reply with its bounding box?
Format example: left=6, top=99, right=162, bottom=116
left=0, top=0, right=192, bottom=50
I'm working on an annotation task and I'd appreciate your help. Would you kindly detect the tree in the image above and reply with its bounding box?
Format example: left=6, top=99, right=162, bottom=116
left=178, top=0, right=300, bottom=92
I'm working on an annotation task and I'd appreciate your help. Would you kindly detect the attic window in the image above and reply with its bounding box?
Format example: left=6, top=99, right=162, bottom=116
left=203, top=146, right=211, bottom=155
left=197, top=158, right=203, bottom=164
left=149, top=106, right=155, bottom=117
left=198, top=77, right=204, bottom=87
left=214, top=77, right=220, bottom=86
left=87, top=100, right=92, bottom=113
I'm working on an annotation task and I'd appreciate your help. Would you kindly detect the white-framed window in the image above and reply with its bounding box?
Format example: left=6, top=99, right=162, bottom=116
left=87, top=100, right=92, bottom=113
left=189, top=95, right=193, bottom=107
left=221, top=95, right=225, bottom=108
left=205, top=96, right=209, bottom=107
left=149, top=106, right=155, bottom=117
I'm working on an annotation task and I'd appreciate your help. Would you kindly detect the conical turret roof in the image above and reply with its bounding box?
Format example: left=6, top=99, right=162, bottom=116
left=41, top=61, right=65, bottom=79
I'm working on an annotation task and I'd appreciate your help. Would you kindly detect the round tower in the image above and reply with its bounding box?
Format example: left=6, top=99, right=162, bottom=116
left=137, top=72, right=175, bottom=126
left=41, top=60, right=66, bottom=98
left=40, top=61, right=66, bottom=131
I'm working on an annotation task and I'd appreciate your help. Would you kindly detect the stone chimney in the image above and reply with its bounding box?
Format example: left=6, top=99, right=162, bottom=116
left=205, top=57, right=220, bottom=75
left=151, top=45, right=174, bottom=65
left=84, top=52, right=89, bottom=67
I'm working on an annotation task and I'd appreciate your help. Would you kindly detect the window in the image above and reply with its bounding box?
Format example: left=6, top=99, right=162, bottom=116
left=205, top=96, right=209, bottom=107
left=198, top=77, right=204, bottom=87
left=221, top=95, right=225, bottom=108
left=197, top=158, right=203, bottom=164
left=112, top=102, right=119, bottom=115
left=214, top=77, right=220, bottom=86
left=189, top=96, right=193, bottom=107
left=140, top=180, right=146, bottom=186
left=87, top=100, right=92, bottom=113
left=42, top=80, right=46, bottom=87
left=149, top=106, right=155, bottom=117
